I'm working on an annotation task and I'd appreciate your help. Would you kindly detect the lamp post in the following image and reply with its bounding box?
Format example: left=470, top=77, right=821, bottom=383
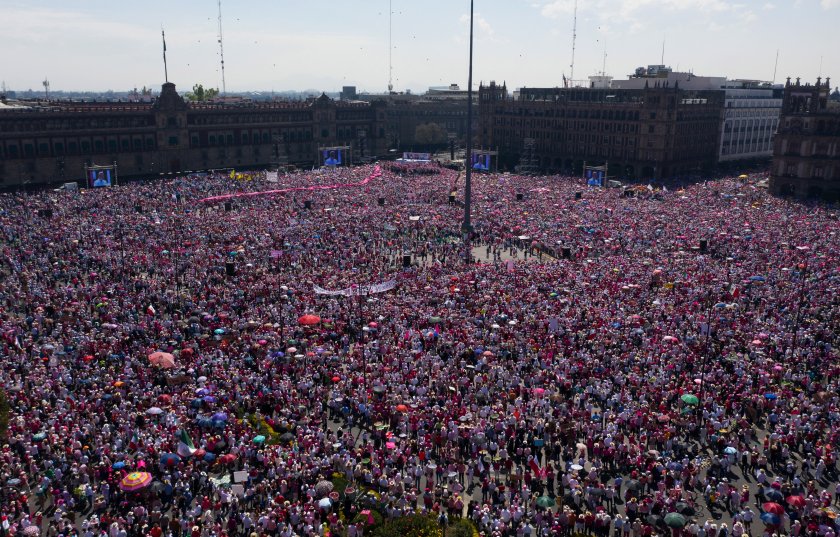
left=461, top=0, right=475, bottom=264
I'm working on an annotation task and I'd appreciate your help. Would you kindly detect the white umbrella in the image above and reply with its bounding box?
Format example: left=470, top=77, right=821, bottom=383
left=318, top=497, right=332, bottom=509
left=570, top=464, right=584, bottom=471
left=146, top=407, right=164, bottom=415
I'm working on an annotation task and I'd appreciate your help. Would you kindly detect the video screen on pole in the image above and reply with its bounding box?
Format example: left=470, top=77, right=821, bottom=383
left=89, top=169, right=113, bottom=188
left=471, top=153, right=490, bottom=171
left=322, top=149, right=343, bottom=167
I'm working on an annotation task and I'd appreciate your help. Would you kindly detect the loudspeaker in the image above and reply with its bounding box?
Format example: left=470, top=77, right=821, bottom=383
left=699, top=239, right=708, bottom=252
left=135, top=205, right=143, bottom=214
left=378, top=197, right=385, bottom=206
left=225, top=261, right=235, bottom=277
left=575, top=192, right=582, bottom=200
left=38, top=209, right=53, bottom=218
left=304, top=200, right=312, bottom=210
left=402, top=254, right=411, bottom=268
left=562, top=246, right=572, bottom=259
left=224, top=202, right=232, bottom=212
left=448, top=195, right=456, bottom=204
left=516, top=193, right=524, bottom=201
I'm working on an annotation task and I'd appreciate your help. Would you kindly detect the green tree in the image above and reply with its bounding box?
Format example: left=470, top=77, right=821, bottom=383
left=185, top=84, right=220, bottom=102
left=414, top=123, right=447, bottom=150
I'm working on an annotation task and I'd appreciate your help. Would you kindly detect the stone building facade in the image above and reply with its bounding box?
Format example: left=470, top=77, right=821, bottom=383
left=479, top=81, right=725, bottom=180
left=0, top=82, right=388, bottom=188
left=770, top=78, right=840, bottom=201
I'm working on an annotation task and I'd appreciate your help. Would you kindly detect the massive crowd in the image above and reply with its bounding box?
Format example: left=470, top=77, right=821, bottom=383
left=0, top=163, right=838, bottom=537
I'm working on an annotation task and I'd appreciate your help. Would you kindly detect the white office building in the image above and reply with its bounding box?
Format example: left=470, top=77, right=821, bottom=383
left=611, top=66, right=783, bottom=163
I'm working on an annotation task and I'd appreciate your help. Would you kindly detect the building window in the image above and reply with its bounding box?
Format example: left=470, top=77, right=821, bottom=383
left=81, top=141, right=91, bottom=152
left=121, top=139, right=130, bottom=151
left=54, top=142, right=64, bottom=155
left=146, top=138, right=155, bottom=149
left=322, top=129, right=329, bottom=138
left=39, top=143, right=49, bottom=155
left=209, top=135, right=217, bottom=145
left=134, top=139, right=142, bottom=151
left=108, top=140, right=118, bottom=152
left=169, top=136, right=178, bottom=146
left=94, top=141, right=104, bottom=152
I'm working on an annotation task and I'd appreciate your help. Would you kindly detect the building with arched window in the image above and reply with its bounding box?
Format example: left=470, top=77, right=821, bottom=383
left=770, top=78, right=840, bottom=201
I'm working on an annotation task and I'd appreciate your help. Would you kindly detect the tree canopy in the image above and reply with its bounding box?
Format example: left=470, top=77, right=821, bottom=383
left=185, top=84, right=220, bottom=102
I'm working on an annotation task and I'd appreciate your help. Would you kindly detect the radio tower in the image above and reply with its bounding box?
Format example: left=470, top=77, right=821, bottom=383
left=42, top=78, right=50, bottom=100
left=217, top=0, right=227, bottom=95
left=388, top=0, right=393, bottom=93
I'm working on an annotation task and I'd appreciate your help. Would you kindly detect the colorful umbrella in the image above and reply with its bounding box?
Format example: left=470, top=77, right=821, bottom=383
left=763, top=502, right=785, bottom=515
left=786, top=496, right=806, bottom=508
left=536, top=496, right=555, bottom=508
left=681, top=394, right=699, bottom=405
left=298, top=314, right=321, bottom=326
left=253, top=435, right=266, bottom=444
left=120, top=471, right=153, bottom=491
left=764, top=488, right=784, bottom=501
left=159, top=453, right=181, bottom=466
left=760, top=512, right=780, bottom=525
left=664, top=513, right=687, bottom=529
left=148, top=352, right=175, bottom=369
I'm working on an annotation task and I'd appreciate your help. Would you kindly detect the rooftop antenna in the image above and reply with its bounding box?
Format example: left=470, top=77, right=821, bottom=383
left=602, top=39, right=607, bottom=76
left=818, top=55, right=823, bottom=78
left=217, top=0, right=227, bottom=95
left=772, top=49, right=779, bottom=84
left=569, top=0, right=577, bottom=86
left=42, top=77, right=50, bottom=100
left=161, top=28, right=169, bottom=83
left=388, top=0, right=393, bottom=92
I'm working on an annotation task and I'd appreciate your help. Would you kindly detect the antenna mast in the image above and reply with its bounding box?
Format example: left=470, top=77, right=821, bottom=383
left=772, top=49, right=779, bottom=84
left=602, top=40, right=607, bottom=75
left=388, top=0, right=393, bottom=92
left=569, top=0, right=577, bottom=86
left=217, top=0, right=227, bottom=95
left=42, top=78, right=50, bottom=100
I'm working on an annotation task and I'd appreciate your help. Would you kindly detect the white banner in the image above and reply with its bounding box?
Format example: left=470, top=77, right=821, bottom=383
left=402, top=152, right=431, bottom=161
left=313, top=279, right=397, bottom=297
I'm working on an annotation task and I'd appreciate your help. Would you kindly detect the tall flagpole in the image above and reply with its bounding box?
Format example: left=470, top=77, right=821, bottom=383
left=462, top=0, right=474, bottom=263
left=162, top=28, right=169, bottom=83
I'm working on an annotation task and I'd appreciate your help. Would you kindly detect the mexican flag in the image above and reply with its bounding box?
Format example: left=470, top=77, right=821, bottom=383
left=176, top=429, right=196, bottom=458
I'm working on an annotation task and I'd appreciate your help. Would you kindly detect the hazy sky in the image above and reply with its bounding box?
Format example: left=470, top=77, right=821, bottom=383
left=2, top=0, right=838, bottom=94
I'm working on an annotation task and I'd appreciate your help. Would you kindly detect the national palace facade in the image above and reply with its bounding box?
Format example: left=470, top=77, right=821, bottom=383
left=0, top=82, right=388, bottom=188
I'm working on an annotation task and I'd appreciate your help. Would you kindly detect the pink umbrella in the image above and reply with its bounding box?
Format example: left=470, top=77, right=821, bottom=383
left=148, top=352, right=175, bottom=369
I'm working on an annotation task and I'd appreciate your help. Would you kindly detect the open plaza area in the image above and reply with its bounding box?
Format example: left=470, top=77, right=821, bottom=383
left=0, top=163, right=838, bottom=537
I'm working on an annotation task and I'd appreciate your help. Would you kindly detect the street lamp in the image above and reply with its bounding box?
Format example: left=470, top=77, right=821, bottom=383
left=462, top=0, right=475, bottom=264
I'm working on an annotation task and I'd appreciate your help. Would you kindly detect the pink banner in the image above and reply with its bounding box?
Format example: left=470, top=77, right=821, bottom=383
left=199, top=166, right=382, bottom=203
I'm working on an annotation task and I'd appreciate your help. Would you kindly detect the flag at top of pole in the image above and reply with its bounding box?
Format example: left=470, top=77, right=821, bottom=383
left=162, top=28, right=169, bottom=83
